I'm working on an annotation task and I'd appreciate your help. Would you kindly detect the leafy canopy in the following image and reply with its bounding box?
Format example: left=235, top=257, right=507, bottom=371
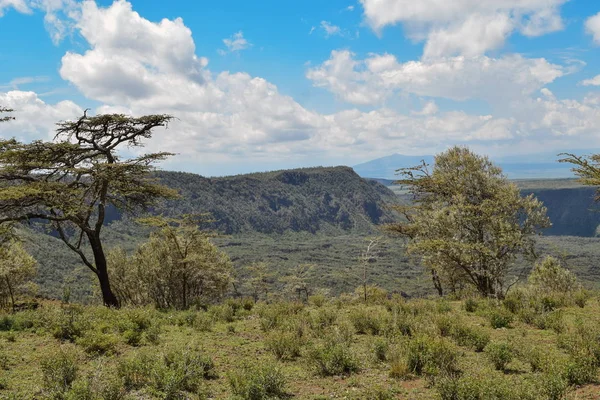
left=388, top=146, right=550, bottom=298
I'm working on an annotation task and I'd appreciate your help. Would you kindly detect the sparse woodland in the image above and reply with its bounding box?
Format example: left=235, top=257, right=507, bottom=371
left=0, top=109, right=600, bottom=399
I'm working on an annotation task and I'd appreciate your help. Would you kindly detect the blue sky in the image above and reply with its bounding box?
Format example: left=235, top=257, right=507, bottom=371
left=1, top=0, right=600, bottom=176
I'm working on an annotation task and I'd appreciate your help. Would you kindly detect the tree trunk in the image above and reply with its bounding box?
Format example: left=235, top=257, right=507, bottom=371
left=432, top=270, right=444, bottom=297
left=88, top=234, right=120, bottom=308
left=5, top=277, right=15, bottom=313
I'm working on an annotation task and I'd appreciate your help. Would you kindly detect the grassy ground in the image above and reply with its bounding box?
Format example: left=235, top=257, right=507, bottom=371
left=1, top=291, right=600, bottom=399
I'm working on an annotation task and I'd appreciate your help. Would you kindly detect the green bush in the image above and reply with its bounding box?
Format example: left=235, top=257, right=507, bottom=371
left=228, top=361, right=287, bottom=400
left=372, top=338, right=389, bottom=362
left=450, top=324, right=490, bottom=352
left=118, top=346, right=216, bottom=396
left=193, top=312, right=215, bottom=332
left=436, top=374, right=537, bottom=400
left=566, top=355, right=598, bottom=386
left=51, top=307, right=88, bottom=342
left=348, top=307, right=384, bottom=335
left=538, top=370, right=570, bottom=400
left=312, top=307, right=338, bottom=331
left=41, top=348, right=79, bottom=397
left=309, top=294, right=326, bottom=308
left=488, top=308, right=513, bottom=329
left=306, top=337, right=360, bottom=376
left=76, top=332, right=119, bottom=356
left=406, top=335, right=459, bottom=377
left=435, top=315, right=454, bottom=337
left=574, top=289, right=589, bottom=308
left=265, top=330, right=302, bottom=361
left=464, top=298, right=479, bottom=313
left=485, top=342, right=513, bottom=371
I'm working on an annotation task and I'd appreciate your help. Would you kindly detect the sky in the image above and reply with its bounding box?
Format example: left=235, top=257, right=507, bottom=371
left=0, top=0, right=600, bottom=176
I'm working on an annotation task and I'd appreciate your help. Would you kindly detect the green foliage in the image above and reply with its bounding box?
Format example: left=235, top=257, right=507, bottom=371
left=485, top=342, right=513, bottom=371
left=265, top=330, right=303, bottom=361
left=0, top=239, right=37, bottom=311
left=76, top=332, right=119, bottom=356
left=488, top=308, right=514, bottom=329
left=464, top=297, right=479, bottom=313
left=348, top=306, right=385, bottom=335
left=108, top=217, right=232, bottom=310
left=306, top=334, right=360, bottom=376
left=529, top=256, right=580, bottom=294
left=450, top=324, right=490, bottom=352
left=388, top=146, right=550, bottom=297
left=405, top=335, right=459, bottom=377
left=228, top=361, right=287, bottom=400
left=41, top=347, right=79, bottom=398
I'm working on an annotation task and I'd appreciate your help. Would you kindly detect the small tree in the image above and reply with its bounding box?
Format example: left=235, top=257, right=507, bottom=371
left=0, top=233, right=37, bottom=312
left=0, top=113, right=178, bottom=307
left=388, top=147, right=550, bottom=298
left=281, top=264, right=315, bottom=303
left=246, top=262, right=275, bottom=302
left=529, top=256, right=580, bottom=294
left=108, top=216, right=232, bottom=309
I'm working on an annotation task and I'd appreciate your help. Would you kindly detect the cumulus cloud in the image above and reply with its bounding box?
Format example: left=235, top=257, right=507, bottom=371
left=586, top=12, right=600, bottom=45
left=359, top=0, right=567, bottom=57
left=0, top=90, right=83, bottom=141
left=306, top=50, right=564, bottom=106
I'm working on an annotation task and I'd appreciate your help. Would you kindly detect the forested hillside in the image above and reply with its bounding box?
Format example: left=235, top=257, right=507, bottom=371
left=153, top=166, right=399, bottom=234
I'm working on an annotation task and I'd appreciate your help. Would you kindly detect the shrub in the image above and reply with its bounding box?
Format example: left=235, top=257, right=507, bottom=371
left=51, top=307, right=88, bottom=342
left=529, top=256, right=580, bottom=294
left=574, top=289, right=589, bottom=308
left=485, top=342, right=513, bottom=371
left=372, top=338, right=389, bottom=362
left=193, top=312, right=214, bottom=332
left=209, top=304, right=236, bottom=323
left=406, top=335, right=459, bottom=377
left=436, top=374, right=537, bottom=400
left=435, top=315, right=454, bottom=337
left=348, top=307, right=383, bottom=335
left=450, top=324, right=490, bottom=352
left=388, top=349, right=410, bottom=380
left=566, top=355, right=598, bottom=386
left=265, top=330, right=302, bottom=361
left=118, top=346, right=216, bottom=396
left=228, top=361, right=287, bottom=400
left=533, top=310, right=565, bottom=333
left=538, top=370, right=570, bottom=400
left=464, top=298, right=479, bottom=313
left=41, top=348, right=78, bottom=396
left=488, top=308, right=513, bottom=329
left=306, top=337, right=360, bottom=376
left=309, top=294, right=326, bottom=308
left=76, top=332, right=119, bottom=356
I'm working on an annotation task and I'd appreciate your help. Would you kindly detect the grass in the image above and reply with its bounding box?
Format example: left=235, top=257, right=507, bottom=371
left=0, top=294, right=599, bottom=399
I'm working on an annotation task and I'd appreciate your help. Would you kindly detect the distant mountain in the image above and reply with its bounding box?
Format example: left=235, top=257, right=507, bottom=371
left=353, top=153, right=575, bottom=180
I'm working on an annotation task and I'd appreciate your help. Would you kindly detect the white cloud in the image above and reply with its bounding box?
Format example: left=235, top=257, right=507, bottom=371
left=0, top=90, right=83, bottom=141
left=586, top=12, right=600, bottom=45
left=0, top=0, right=30, bottom=16
left=346, top=5, right=354, bottom=12
left=306, top=50, right=564, bottom=106
left=222, top=31, right=251, bottom=54
left=581, top=75, right=600, bottom=87
left=359, top=0, right=567, bottom=57
left=321, top=21, right=342, bottom=37
left=4, top=0, right=600, bottom=172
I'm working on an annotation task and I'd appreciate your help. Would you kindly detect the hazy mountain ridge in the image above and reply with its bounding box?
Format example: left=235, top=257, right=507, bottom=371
left=354, top=153, right=576, bottom=180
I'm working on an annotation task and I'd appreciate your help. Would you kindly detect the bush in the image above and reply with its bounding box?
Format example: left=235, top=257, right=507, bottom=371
left=41, top=348, right=78, bottom=396
left=76, top=332, right=119, bottom=356
left=450, top=324, right=490, bottom=352
left=306, top=337, right=360, bottom=376
left=372, top=338, right=389, bottom=362
left=485, top=342, right=513, bottom=371
left=118, top=346, right=216, bottom=396
left=265, top=330, right=302, bottom=361
left=538, top=370, right=570, bottom=400
left=348, top=307, right=384, bottom=335
left=436, top=374, right=538, bottom=400
left=566, top=355, right=598, bottom=386
left=309, top=294, right=326, bottom=308
left=435, top=315, right=454, bottom=337
left=529, top=256, right=580, bottom=294
left=488, top=308, right=513, bottom=329
left=228, top=361, right=287, bottom=400
left=406, top=335, right=459, bottom=377
left=193, top=312, right=214, bottom=332
left=533, top=310, right=565, bottom=333
left=574, top=290, right=589, bottom=308
left=51, top=307, right=88, bottom=342
left=464, top=298, right=479, bottom=313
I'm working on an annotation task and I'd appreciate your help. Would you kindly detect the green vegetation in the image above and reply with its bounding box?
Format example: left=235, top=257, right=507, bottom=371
left=388, top=147, right=550, bottom=298
left=0, top=292, right=597, bottom=398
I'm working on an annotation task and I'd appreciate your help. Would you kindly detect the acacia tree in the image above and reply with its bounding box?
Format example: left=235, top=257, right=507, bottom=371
left=0, top=113, right=178, bottom=307
left=560, top=153, right=600, bottom=200
left=388, top=147, right=550, bottom=298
